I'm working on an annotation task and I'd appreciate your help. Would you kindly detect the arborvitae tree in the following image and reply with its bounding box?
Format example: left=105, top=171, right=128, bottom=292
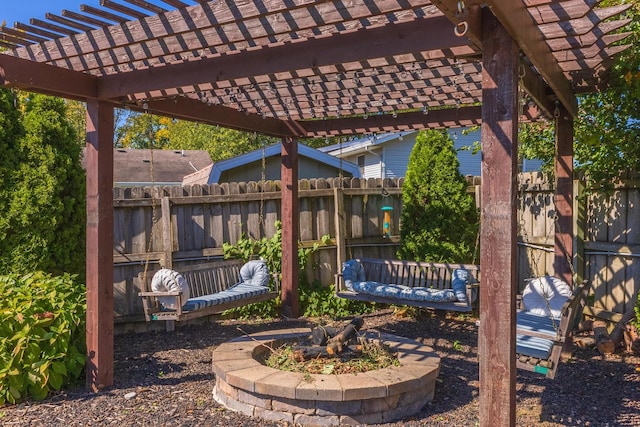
left=398, top=129, right=479, bottom=263
left=0, top=92, right=86, bottom=275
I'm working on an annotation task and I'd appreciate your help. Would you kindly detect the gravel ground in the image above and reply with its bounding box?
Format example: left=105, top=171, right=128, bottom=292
left=2, top=309, right=639, bottom=427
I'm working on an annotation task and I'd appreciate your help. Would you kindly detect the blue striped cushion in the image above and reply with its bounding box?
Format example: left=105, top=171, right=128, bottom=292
left=516, top=311, right=557, bottom=359
left=182, top=283, right=269, bottom=311
left=517, top=311, right=558, bottom=338
left=350, top=281, right=457, bottom=303
left=516, top=334, right=554, bottom=360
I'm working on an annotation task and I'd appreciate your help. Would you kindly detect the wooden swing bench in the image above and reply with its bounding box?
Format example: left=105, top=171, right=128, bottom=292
left=515, top=278, right=589, bottom=379
left=335, top=258, right=481, bottom=312
left=137, top=259, right=279, bottom=322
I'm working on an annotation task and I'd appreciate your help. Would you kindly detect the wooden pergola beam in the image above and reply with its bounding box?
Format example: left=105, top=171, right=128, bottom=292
left=98, top=16, right=470, bottom=99
left=142, top=98, right=298, bottom=138
left=487, top=0, right=578, bottom=117
left=300, top=106, right=482, bottom=136
left=0, top=54, right=97, bottom=100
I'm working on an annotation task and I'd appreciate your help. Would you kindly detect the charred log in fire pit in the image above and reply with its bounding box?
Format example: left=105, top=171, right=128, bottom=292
left=292, top=317, right=369, bottom=361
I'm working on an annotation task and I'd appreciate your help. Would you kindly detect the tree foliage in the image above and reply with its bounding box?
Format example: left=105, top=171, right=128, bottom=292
left=166, top=120, right=274, bottom=162
left=519, top=0, right=640, bottom=189
left=398, top=130, right=479, bottom=263
left=0, top=91, right=86, bottom=276
left=116, top=110, right=277, bottom=161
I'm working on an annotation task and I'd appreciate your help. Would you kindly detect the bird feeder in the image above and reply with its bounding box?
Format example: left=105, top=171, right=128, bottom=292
left=381, top=206, right=393, bottom=238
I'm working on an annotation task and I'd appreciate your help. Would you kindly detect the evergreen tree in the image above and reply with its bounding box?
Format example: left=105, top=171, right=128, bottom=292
left=398, top=130, right=479, bottom=263
left=0, top=92, right=85, bottom=275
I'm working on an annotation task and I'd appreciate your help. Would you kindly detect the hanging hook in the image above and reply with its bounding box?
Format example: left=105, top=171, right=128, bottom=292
left=454, top=0, right=468, bottom=37
left=518, top=63, right=526, bottom=80
left=455, top=21, right=468, bottom=37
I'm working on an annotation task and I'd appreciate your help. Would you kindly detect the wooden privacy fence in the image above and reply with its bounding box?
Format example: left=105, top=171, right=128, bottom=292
left=113, top=177, right=405, bottom=321
left=517, top=172, right=640, bottom=323
left=113, top=172, right=639, bottom=323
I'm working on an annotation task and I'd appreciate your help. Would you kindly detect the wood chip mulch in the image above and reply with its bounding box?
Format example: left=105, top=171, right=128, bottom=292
left=1, top=309, right=639, bottom=426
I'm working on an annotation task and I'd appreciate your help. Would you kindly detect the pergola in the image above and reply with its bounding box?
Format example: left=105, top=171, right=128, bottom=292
left=0, top=1, right=632, bottom=425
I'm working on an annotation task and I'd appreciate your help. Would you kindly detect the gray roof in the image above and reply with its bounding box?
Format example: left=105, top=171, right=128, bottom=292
left=113, top=149, right=212, bottom=186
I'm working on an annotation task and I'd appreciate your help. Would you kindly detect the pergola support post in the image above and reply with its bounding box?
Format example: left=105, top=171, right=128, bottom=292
left=281, top=137, right=299, bottom=318
left=479, top=9, right=519, bottom=427
left=554, top=105, right=574, bottom=286
left=85, top=100, right=114, bottom=391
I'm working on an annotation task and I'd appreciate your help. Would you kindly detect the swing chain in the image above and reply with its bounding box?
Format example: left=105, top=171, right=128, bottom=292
left=142, top=103, right=160, bottom=285
left=259, top=135, right=266, bottom=229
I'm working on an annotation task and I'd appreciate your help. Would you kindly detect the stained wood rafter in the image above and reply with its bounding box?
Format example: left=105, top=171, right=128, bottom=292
left=0, top=0, right=632, bottom=134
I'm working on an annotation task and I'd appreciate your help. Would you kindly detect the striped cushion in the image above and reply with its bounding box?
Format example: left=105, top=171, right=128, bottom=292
left=350, top=281, right=457, bottom=303
left=516, top=334, right=555, bottom=360
left=182, top=283, right=269, bottom=311
left=516, top=311, right=558, bottom=360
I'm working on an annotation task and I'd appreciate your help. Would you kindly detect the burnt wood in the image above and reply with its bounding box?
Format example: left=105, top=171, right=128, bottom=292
left=326, top=317, right=364, bottom=355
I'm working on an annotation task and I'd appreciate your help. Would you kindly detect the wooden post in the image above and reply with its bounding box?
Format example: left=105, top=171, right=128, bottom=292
left=554, top=105, right=574, bottom=286
left=281, top=137, right=299, bottom=318
left=85, top=100, right=114, bottom=391
left=480, top=9, right=518, bottom=427
left=573, top=178, right=585, bottom=284
left=334, top=188, right=346, bottom=270
left=161, top=196, right=173, bottom=269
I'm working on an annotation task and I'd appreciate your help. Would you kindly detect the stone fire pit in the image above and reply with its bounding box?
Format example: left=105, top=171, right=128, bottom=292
left=212, top=328, right=441, bottom=426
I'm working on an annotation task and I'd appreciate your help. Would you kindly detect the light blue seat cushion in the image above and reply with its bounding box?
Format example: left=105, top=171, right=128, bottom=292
left=350, top=281, right=457, bottom=302
left=452, top=268, right=469, bottom=303
left=515, top=311, right=558, bottom=360
left=342, top=259, right=366, bottom=289
left=240, top=260, right=270, bottom=287
left=182, top=282, right=269, bottom=311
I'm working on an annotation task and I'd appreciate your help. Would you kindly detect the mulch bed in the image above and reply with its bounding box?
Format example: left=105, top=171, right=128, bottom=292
left=2, top=309, right=639, bottom=426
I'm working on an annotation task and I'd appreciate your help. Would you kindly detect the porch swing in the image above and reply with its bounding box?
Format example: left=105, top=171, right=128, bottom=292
left=137, top=128, right=279, bottom=322
left=334, top=135, right=481, bottom=312
left=514, top=168, right=588, bottom=379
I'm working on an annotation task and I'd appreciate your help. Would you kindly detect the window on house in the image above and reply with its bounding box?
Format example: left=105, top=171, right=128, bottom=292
left=357, top=155, right=365, bottom=173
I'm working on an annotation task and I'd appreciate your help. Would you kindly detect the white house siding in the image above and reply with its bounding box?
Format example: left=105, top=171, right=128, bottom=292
left=325, top=128, right=541, bottom=180
left=448, top=128, right=482, bottom=177
left=383, top=136, right=418, bottom=178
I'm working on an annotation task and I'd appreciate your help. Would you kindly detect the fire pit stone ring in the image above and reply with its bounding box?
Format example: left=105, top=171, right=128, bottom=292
left=212, top=328, right=441, bottom=426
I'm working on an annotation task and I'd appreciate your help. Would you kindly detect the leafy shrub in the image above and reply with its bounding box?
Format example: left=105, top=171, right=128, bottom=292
left=0, top=272, right=86, bottom=405
left=398, top=130, right=479, bottom=263
left=299, top=281, right=379, bottom=319
left=0, top=92, right=86, bottom=276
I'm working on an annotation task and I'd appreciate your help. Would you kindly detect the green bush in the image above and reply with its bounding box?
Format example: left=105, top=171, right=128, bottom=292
left=0, top=272, right=86, bottom=405
left=398, top=130, right=479, bottom=263
left=299, top=281, right=379, bottom=318
left=0, top=91, right=86, bottom=276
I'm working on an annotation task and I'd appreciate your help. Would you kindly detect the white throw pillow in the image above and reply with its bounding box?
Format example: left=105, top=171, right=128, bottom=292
left=522, top=276, right=572, bottom=319
left=151, top=269, right=190, bottom=310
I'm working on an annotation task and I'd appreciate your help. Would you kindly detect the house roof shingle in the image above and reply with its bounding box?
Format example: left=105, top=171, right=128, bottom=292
left=113, top=148, right=212, bottom=186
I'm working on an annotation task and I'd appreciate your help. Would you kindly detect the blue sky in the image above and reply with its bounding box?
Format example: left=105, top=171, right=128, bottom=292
left=1, top=1, right=105, bottom=26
